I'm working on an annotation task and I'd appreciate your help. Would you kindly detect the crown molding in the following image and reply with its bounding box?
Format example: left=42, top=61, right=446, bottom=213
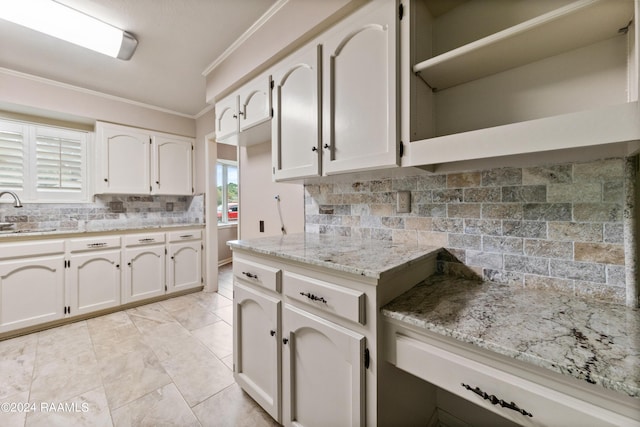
left=201, top=0, right=289, bottom=77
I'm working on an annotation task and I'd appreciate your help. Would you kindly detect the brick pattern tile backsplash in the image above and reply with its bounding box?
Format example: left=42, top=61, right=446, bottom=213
left=0, top=194, right=204, bottom=232
left=305, top=158, right=631, bottom=304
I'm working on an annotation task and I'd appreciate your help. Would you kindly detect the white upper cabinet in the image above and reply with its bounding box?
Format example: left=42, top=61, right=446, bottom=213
left=321, top=0, right=400, bottom=175
left=215, top=93, right=240, bottom=143
left=272, top=44, right=322, bottom=181
left=96, top=124, right=151, bottom=195
left=95, top=122, right=194, bottom=196
left=402, top=0, right=640, bottom=167
left=215, top=74, right=272, bottom=146
left=152, top=135, right=194, bottom=195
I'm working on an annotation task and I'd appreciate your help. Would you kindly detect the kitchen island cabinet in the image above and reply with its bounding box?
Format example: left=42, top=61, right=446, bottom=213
left=229, top=233, right=440, bottom=426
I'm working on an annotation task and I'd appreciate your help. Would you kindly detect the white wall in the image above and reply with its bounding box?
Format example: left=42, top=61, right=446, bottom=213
left=1, top=68, right=195, bottom=136
left=239, top=141, right=304, bottom=239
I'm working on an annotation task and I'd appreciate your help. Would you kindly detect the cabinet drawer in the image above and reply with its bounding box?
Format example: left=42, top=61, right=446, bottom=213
left=124, top=232, right=165, bottom=247
left=394, top=334, right=634, bottom=427
left=68, top=236, right=121, bottom=252
left=233, top=258, right=281, bottom=293
left=284, top=272, right=365, bottom=325
left=0, top=240, right=65, bottom=260
left=167, top=229, right=201, bottom=242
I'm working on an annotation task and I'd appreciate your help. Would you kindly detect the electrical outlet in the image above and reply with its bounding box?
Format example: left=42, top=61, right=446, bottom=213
left=397, top=191, right=411, bottom=213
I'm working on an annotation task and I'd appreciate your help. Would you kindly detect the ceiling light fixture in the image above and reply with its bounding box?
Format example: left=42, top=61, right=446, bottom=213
left=0, top=0, right=138, bottom=60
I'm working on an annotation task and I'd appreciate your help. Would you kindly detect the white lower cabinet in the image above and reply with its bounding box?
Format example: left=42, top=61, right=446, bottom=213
left=282, top=304, right=365, bottom=427
left=123, top=233, right=166, bottom=304
left=166, top=230, right=202, bottom=294
left=234, top=283, right=281, bottom=421
left=233, top=252, right=371, bottom=427
left=0, top=255, right=65, bottom=333
left=66, top=236, right=122, bottom=316
left=0, top=227, right=203, bottom=336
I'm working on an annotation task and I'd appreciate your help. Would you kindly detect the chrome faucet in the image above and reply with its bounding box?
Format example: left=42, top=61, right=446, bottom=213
left=0, top=191, right=23, bottom=208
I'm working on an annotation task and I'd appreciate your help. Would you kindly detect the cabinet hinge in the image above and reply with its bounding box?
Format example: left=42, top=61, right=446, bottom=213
left=201, top=243, right=204, bottom=250
left=63, top=306, right=66, bottom=314
left=68, top=306, right=71, bottom=315
left=165, top=285, right=167, bottom=291
left=165, top=248, right=167, bottom=255
left=201, top=277, right=204, bottom=284
left=149, top=138, right=152, bottom=144
left=399, top=141, right=404, bottom=158
left=150, top=186, right=153, bottom=192
left=398, top=3, right=404, bottom=20
left=271, top=108, right=274, bottom=118
left=364, top=348, right=370, bottom=369
left=270, top=80, right=274, bottom=89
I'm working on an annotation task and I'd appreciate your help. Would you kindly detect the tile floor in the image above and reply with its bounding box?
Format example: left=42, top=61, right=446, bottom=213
left=0, top=263, right=279, bottom=427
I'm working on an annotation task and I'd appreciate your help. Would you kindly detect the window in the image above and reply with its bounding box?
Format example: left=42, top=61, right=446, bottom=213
left=0, top=119, right=88, bottom=202
left=217, top=161, right=238, bottom=224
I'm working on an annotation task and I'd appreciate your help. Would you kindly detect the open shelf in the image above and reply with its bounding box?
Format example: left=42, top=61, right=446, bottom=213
left=413, top=0, right=634, bottom=91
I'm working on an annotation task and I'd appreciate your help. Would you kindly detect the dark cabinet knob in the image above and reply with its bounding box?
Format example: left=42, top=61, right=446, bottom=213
left=283, top=338, right=289, bottom=344
left=323, top=144, right=330, bottom=149
left=270, top=330, right=276, bottom=336
left=311, top=146, right=318, bottom=152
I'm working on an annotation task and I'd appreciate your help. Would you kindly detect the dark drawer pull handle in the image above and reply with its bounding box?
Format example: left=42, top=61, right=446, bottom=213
left=300, top=292, right=327, bottom=304
left=461, top=383, right=532, bottom=418
left=138, top=238, right=155, bottom=243
left=179, top=234, right=194, bottom=238
left=242, top=271, right=257, bottom=279
left=87, top=242, right=107, bottom=248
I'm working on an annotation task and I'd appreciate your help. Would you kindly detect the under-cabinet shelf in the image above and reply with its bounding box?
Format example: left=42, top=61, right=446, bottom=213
left=413, top=0, right=634, bottom=91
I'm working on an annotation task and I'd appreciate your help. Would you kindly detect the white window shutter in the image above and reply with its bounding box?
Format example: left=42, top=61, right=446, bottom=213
left=0, top=122, right=26, bottom=191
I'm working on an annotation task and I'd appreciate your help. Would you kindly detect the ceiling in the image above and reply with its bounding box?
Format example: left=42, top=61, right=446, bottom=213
left=0, top=0, right=277, bottom=118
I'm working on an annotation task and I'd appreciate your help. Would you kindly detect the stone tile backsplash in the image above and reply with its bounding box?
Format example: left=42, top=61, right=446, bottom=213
left=305, top=158, right=633, bottom=305
left=0, top=194, right=204, bottom=232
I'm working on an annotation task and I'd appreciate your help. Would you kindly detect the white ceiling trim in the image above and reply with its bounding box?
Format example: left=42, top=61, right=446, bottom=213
left=0, top=67, right=196, bottom=119
left=201, top=0, right=289, bottom=77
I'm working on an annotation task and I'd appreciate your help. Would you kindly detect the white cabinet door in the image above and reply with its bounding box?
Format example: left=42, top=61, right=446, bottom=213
left=153, top=136, right=194, bottom=195
left=234, top=283, right=282, bottom=422
left=96, top=124, right=151, bottom=194
left=166, top=240, right=201, bottom=293
left=0, top=256, right=65, bottom=333
left=215, top=94, right=240, bottom=143
left=272, top=44, right=322, bottom=181
left=282, top=304, right=365, bottom=427
left=239, top=75, right=272, bottom=132
left=67, top=250, right=121, bottom=316
left=123, top=245, right=165, bottom=303
left=322, top=0, right=399, bottom=175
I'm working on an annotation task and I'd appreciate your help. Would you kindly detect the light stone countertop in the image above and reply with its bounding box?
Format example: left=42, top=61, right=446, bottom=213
left=382, top=274, right=640, bottom=400
left=0, top=222, right=204, bottom=239
left=227, top=233, right=441, bottom=279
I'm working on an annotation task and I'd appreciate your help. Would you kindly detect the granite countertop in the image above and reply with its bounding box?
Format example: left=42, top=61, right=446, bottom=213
left=227, top=233, right=440, bottom=279
left=382, top=275, right=640, bottom=399
left=0, top=223, right=204, bottom=239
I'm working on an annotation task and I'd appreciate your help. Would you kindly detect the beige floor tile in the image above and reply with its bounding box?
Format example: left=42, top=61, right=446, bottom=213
left=161, top=344, right=235, bottom=407
left=99, top=347, right=172, bottom=410
left=25, top=387, right=113, bottom=427
left=221, top=354, right=233, bottom=371
left=0, top=391, right=29, bottom=427
left=86, top=311, right=140, bottom=343
left=158, top=294, right=199, bottom=313
left=30, top=350, right=102, bottom=404
left=211, top=305, right=233, bottom=326
left=192, top=321, right=233, bottom=359
left=126, top=303, right=179, bottom=334
left=140, top=322, right=202, bottom=362
left=0, top=335, right=37, bottom=399
left=111, top=383, right=199, bottom=427
left=191, top=292, right=232, bottom=311
left=192, top=383, right=278, bottom=427
left=169, top=304, right=221, bottom=331
left=35, top=321, right=94, bottom=365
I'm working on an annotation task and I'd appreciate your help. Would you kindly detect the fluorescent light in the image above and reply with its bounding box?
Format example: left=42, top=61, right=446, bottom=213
left=0, top=0, right=137, bottom=60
